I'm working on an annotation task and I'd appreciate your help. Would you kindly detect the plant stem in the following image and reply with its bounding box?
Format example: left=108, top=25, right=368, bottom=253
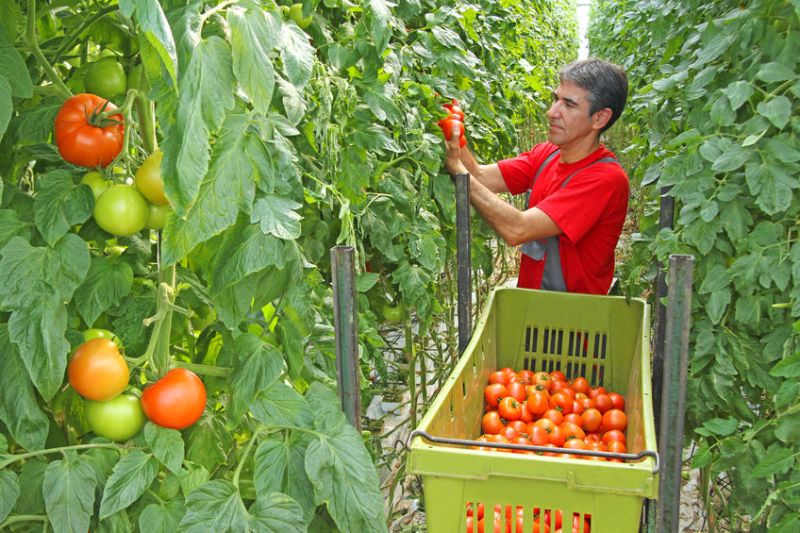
left=171, top=360, right=231, bottom=378
left=232, top=428, right=261, bottom=488
left=0, top=515, right=48, bottom=529
left=0, top=442, right=120, bottom=470
left=51, top=4, right=117, bottom=64
left=26, top=0, right=72, bottom=99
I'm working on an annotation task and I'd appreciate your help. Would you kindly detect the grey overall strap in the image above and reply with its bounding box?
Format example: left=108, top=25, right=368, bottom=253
left=519, top=153, right=620, bottom=291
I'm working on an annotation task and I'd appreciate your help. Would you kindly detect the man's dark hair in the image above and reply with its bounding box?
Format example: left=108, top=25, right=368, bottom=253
left=559, top=58, right=628, bottom=134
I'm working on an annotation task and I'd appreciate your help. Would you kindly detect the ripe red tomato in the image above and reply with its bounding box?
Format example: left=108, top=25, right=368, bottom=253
left=498, top=397, right=522, bottom=421
left=582, top=408, right=602, bottom=433
left=54, top=93, right=124, bottom=168
left=141, top=368, right=206, bottom=429
left=601, top=409, right=628, bottom=433
left=482, top=410, right=504, bottom=434
left=526, top=390, right=550, bottom=417
left=484, top=383, right=508, bottom=409
left=548, top=391, right=573, bottom=414
left=68, top=338, right=129, bottom=400
left=507, top=381, right=527, bottom=403
left=560, top=422, right=585, bottom=442
left=570, top=376, right=589, bottom=395
left=550, top=370, right=566, bottom=382
left=488, top=371, right=511, bottom=386
left=608, top=392, right=625, bottom=411
left=602, top=429, right=626, bottom=445
left=593, top=393, right=613, bottom=413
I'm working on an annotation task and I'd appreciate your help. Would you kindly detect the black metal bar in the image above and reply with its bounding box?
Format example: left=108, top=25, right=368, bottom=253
left=653, top=187, right=674, bottom=433
left=656, top=254, right=694, bottom=533
left=409, top=429, right=660, bottom=473
left=454, top=172, right=472, bottom=354
left=331, top=245, right=361, bottom=431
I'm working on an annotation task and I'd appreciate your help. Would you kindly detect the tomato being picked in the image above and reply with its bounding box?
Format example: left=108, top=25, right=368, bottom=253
left=54, top=93, right=124, bottom=168
left=141, top=368, right=207, bottom=429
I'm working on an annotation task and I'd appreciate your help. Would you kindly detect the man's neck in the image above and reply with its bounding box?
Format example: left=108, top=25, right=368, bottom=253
left=558, top=137, right=601, bottom=164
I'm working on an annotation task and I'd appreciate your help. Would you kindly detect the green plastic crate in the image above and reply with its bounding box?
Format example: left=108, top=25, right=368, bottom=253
left=408, top=288, right=658, bottom=533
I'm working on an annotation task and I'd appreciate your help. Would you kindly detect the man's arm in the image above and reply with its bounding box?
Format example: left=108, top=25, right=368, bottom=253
left=446, top=123, right=508, bottom=193
left=467, top=175, right=562, bottom=246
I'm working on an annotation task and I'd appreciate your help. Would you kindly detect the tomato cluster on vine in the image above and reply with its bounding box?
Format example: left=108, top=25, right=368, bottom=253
left=476, top=368, right=629, bottom=459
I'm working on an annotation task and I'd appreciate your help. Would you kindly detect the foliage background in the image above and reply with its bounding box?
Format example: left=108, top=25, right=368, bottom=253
left=590, top=1, right=800, bottom=531
left=0, top=0, right=577, bottom=531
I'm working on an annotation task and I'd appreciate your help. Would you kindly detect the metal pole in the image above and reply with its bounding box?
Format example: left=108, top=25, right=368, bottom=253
left=331, top=245, right=361, bottom=430
left=454, top=172, right=472, bottom=354
left=653, top=187, right=674, bottom=432
left=656, top=254, right=694, bottom=533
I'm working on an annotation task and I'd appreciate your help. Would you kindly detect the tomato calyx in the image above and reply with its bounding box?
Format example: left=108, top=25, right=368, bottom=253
left=84, top=99, right=124, bottom=129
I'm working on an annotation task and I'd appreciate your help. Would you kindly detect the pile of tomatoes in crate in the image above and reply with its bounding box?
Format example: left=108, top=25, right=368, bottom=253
left=475, top=367, right=629, bottom=458
left=466, top=502, right=590, bottom=533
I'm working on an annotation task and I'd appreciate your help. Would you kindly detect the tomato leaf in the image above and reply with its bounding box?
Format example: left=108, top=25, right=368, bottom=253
left=144, top=423, right=185, bottom=474
left=162, top=113, right=258, bottom=266
left=0, top=234, right=90, bottom=400
left=139, top=501, right=186, bottom=533
left=0, top=469, right=20, bottom=523
left=14, top=460, right=47, bottom=515
left=179, top=479, right=248, bottom=532
left=251, top=194, right=303, bottom=240
left=367, top=0, right=392, bottom=52
left=696, top=417, right=739, bottom=437
left=161, top=36, right=235, bottom=212
left=119, top=0, right=178, bottom=87
left=42, top=451, right=98, bottom=533
left=755, top=61, right=796, bottom=83
left=757, top=96, right=792, bottom=129
left=33, top=170, right=94, bottom=246
left=228, top=5, right=280, bottom=115
left=304, top=383, right=387, bottom=533
left=251, top=381, right=313, bottom=428
left=771, top=351, right=800, bottom=378
left=73, top=256, right=134, bottom=327
left=0, top=77, right=11, bottom=142
left=0, top=32, right=32, bottom=99
left=0, top=209, right=31, bottom=249
left=186, top=415, right=233, bottom=473
left=99, top=450, right=160, bottom=520
left=254, top=434, right=316, bottom=523
left=279, top=25, right=314, bottom=89
left=227, top=333, right=283, bottom=421
left=0, top=326, right=49, bottom=450
left=751, top=447, right=796, bottom=478
left=247, top=492, right=306, bottom=532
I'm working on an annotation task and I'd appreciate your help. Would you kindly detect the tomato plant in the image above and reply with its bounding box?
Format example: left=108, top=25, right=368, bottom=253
left=54, top=93, right=125, bottom=167
left=67, top=338, right=129, bottom=401
left=93, top=184, right=149, bottom=236
left=141, top=368, right=206, bottom=430
left=85, top=393, right=145, bottom=441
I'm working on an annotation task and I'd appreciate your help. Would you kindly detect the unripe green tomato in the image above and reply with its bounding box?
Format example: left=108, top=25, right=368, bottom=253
left=381, top=304, right=404, bottom=323
left=82, top=328, right=123, bottom=349
left=288, top=3, right=313, bottom=29
left=134, top=150, right=168, bottom=205
left=94, top=184, right=149, bottom=236
left=85, top=393, right=145, bottom=441
left=84, top=58, right=127, bottom=102
left=145, top=203, right=171, bottom=230
left=80, top=171, right=111, bottom=199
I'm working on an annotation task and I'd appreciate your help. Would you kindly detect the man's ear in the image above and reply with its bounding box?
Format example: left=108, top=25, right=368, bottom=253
left=592, top=107, right=613, bottom=131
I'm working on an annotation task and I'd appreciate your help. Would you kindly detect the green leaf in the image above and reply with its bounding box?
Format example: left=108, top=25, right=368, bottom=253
left=178, top=461, right=210, bottom=498
left=42, top=452, right=97, bottom=533
left=774, top=380, right=799, bottom=409
left=186, top=416, right=233, bottom=472
left=756, top=61, right=796, bottom=83
left=722, top=80, right=753, bottom=110
left=0, top=76, right=11, bottom=141
left=357, top=272, right=379, bottom=292
left=254, top=434, right=316, bottom=523
left=757, top=96, right=792, bottom=129
left=0, top=209, right=31, bottom=249
left=0, top=469, right=20, bottom=522
left=110, top=288, right=156, bottom=356
left=699, top=417, right=739, bottom=437
left=775, top=413, right=800, bottom=444
left=118, top=0, right=177, bottom=87
left=73, top=256, right=134, bottom=327
left=251, top=194, right=303, bottom=240
left=304, top=384, right=387, bottom=533
left=771, top=352, right=800, bottom=378
left=0, top=326, right=49, bottom=450
left=227, top=333, right=283, bottom=421
left=14, top=459, right=47, bottom=515
left=709, top=95, right=735, bottom=126
left=0, top=33, right=32, bottom=98
left=179, top=479, right=248, bottom=532
left=33, top=170, right=94, bottom=246
left=144, top=423, right=185, bottom=474
left=228, top=5, right=280, bottom=115
left=0, top=234, right=90, bottom=400
left=99, top=451, right=160, bottom=520
left=279, top=25, right=314, bottom=89
left=705, top=289, right=731, bottom=325
left=367, top=0, right=392, bottom=52
left=699, top=263, right=730, bottom=294
left=162, top=113, right=257, bottom=266
left=751, top=447, right=796, bottom=478
left=691, top=444, right=713, bottom=469
left=251, top=381, right=313, bottom=427
left=139, top=501, right=186, bottom=533
left=712, top=144, right=752, bottom=172
left=161, top=36, right=235, bottom=212
left=248, top=492, right=306, bottom=533
left=763, top=135, right=800, bottom=163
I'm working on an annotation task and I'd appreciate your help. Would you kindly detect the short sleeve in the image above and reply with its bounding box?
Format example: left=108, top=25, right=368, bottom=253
left=497, top=143, right=559, bottom=196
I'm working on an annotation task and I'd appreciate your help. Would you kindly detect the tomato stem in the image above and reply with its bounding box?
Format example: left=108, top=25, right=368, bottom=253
left=0, top=442, right=122, bottom=470
left=0, top=515, right=48, bottom=529
left=171, top=360, right=231, bottom=378
left=25, top=0, right=72, bottom=100
left=232, top=428, right=261, bottom=489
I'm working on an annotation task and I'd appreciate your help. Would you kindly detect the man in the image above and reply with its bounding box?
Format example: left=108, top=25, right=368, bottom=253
left=444, top=58, right=629, bottom=295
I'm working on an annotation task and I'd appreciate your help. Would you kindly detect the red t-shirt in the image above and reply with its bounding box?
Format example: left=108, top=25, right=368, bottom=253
left=497, top=142, right=629, bottom=294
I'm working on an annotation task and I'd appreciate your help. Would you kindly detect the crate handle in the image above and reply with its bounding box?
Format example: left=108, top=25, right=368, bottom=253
left=409, top=429, right=660, bottom=474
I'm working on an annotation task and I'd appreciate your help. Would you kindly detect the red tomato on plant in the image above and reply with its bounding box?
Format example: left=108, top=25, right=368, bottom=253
left=54, top=93, right=124, bottom=168
left=68, top=338, right=129, bottom=400
left=141, top=368, right=206, bottom=429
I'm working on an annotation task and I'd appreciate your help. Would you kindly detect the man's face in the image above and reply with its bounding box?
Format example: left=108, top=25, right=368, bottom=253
left=546, top=81, right=600, bottom=147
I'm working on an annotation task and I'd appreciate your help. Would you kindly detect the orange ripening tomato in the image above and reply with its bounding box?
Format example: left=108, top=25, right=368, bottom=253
left=601, top=408, right=628, bottom=433
left=141, top=368, right=206, bottom=429
left=68, top=338, right=129, bottom=400
left=54, top=93, right=124, bottom=168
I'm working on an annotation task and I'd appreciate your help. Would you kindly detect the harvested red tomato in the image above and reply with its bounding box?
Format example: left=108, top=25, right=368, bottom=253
left=54, top=93, right=124, bottom=168
left=141, top=368, right=206, bottom=429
